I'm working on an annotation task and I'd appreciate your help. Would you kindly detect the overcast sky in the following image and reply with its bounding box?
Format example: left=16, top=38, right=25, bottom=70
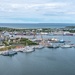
left=0, top=0, right=75, bottom=23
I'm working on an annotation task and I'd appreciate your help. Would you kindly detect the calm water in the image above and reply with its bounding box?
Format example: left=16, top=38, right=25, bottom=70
left=0, top=35, right=75, bottom=75
left=0, top=23, right=75, bottom=28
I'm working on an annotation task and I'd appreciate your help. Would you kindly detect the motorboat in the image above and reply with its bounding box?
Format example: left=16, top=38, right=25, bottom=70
left=13, top=48, right=25, bottom=52
left=1, top=51, right=9, bottom=56
left=1, top=50, right=17, bottom=56
left=34, top=45, right=44, bottom=49
left=70, top=44, right=75, bottom=48
left=46, top=42, right=54, bottom=48
left=47, top=45, right=59, bottom=48
left=59, top=39, right=65, bottom=43
left=61, top=44, right=72, bottom=48
left=23, top=46, right=35, bottom=53
left=8, top=50, right=17, bottom=56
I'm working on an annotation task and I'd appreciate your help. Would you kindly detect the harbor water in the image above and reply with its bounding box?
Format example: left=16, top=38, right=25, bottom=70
left=0, top=35, right=75, bottom=75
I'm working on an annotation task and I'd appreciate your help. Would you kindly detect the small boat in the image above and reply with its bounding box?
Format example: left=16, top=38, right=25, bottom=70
left=46, top=42, right=54, bottom=48
left=8, top=50, right=17, bottom=56
left=23, top=46, right=35, bottom=53
left=49, top=38, right=59, bottom=43
left=47, top=42, right=59, bottom=48
left=53, top=45, right=59, bottom=48
left=34, top=45, right=44, bottom=49
left=61, top=44, right=72, bottom=48
left=70, top=44, right=75, bottom=48
left=47, top=45, right=54, bottom=48
left=59, top=39, right=65, bottom=43
left=1, top=50, right=17, bottom=56
left=13, top=48, right=25, bottom=52
left=1, top=51, right=9, bottom=56
left=47, top=45, right=59, bottom=48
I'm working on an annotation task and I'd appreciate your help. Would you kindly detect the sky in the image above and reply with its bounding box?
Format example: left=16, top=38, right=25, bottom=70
left=0, top=0, right=75, bottom=23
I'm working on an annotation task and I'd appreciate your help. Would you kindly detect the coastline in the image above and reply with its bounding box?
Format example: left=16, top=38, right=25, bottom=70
left=0, top=25, right=75, bottom=56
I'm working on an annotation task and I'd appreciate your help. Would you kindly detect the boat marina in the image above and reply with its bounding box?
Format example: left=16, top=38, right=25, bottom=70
left=0, top=25, right=75, bottom=75
left=0, top=39, right=75, bottom=56
left=0, top=26, right=75, bottom=56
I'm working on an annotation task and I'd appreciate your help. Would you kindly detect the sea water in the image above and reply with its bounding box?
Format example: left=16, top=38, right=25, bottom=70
left=0, top=23, right=75, bottom=28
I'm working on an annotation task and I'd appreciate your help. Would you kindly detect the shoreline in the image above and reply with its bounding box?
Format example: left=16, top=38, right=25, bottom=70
left=0, top=45, right=41, bottom=55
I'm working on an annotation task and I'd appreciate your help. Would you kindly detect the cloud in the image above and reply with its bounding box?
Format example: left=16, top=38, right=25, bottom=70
left=66, top=11, right=75, bottom=15
left=0, top=2, right=67, bottom=12
left=0, top=0, right=75, bottom=23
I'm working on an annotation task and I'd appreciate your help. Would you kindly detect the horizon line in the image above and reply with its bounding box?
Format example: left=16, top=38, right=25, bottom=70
left=0, top=22, right=75, bottom=24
